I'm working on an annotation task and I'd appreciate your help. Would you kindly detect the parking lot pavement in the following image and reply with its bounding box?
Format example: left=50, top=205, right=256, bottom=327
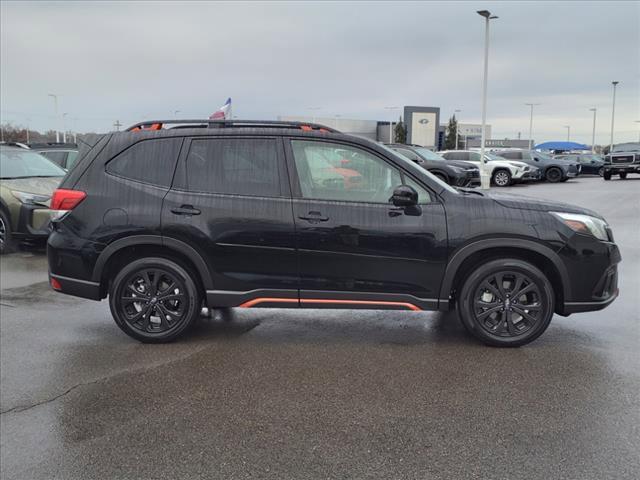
left=1, top=176, right=638, bottom=480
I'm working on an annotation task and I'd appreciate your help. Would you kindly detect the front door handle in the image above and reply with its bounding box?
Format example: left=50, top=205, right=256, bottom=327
left=298, top=211, right=329, bottom=223
left=171, top=205, right=201, bottom=216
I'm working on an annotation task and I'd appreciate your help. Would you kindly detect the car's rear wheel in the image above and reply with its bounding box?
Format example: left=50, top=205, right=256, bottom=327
left=0, top=210, right=15, bottom=255
left=545, top=167, right=563, bottom=183
left=457, top=258, right=554, bottom=347
left=619, top=172, right=628, bottom=179
left=603, top=171, right=612, bottom=180
left=598, top=167, right=604, bottom=176
left=492, top=169, right=512, bottom=187
left=109, top=257, right=201, bottom=343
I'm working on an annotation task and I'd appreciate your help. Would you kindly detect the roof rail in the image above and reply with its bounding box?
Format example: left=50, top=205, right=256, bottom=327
left=125, top=119, right=339, bottom=133
left=0, top=141, right=30, bottom=149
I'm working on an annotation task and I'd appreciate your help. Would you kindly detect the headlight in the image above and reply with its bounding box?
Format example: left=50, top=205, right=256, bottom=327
left=551, top=212, right=610, bottom=241
left=11, top=191, right=51, bottom=205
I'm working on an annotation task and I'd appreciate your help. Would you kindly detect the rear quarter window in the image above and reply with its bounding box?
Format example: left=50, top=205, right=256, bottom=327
left=106, top=138, right=182, bottom=187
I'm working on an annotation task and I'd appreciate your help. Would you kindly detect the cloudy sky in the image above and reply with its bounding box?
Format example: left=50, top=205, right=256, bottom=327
left=1, top=1, right=639, bottom=144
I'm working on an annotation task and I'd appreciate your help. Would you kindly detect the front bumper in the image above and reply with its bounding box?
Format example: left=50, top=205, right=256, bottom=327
left=12, top=204, right=51, bottom=240
left=604, top=164, right=640, bottom=174
left=557, top=236, right=621, bottom=316
left=522, top=169, right=543, bottom=182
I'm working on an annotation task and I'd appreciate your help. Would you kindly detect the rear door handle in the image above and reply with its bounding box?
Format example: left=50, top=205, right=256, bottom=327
left=298, top=211, right=329, bottom=223
left=171, top=205, right=201, bottom=216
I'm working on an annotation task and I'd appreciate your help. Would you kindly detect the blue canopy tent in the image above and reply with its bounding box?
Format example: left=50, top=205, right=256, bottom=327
left=535, top=141, right=589, bottom=151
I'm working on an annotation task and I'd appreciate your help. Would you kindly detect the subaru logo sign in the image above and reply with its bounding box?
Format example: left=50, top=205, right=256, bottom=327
left=418, top=119, right=430, bottom=124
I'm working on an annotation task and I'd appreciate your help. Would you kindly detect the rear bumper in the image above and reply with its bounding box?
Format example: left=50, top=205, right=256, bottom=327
left=49, top=272, right=101, bottom=300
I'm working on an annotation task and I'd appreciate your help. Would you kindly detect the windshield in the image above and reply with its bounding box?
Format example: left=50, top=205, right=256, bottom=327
left=377, top=143, right=459, bottom=194
left=0, top=148, right=66, bottom=179
left=413, top=147, right=446, bottom=161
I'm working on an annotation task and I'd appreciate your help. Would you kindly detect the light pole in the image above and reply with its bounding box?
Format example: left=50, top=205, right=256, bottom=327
left=308, top=107, right=321, bottom=124
left=454, top=109, right=462, bottom=149
left=610, top=81, right=619, bottom=152
left=62, top=113, right=68, bottom=143
left=525, top=103, right=540, bottom=150
left=477, top=10, right=498, bottom=190
left=48, top=93, right=60, bottom=142
left=173, top=110, right=180, bottom=118
left=589, top=108, right=597, bottom=153
left=564, top=125, right=571, bottom=141
left=635, top=120, right=640, bottom=143
left=385, top=106, right=400, bottom=143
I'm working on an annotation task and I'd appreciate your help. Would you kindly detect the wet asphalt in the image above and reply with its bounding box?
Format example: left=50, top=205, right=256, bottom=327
left=1, top=176, right=638, bottom=480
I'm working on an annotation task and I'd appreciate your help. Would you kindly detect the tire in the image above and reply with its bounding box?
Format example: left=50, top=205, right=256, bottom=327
left=457, top=258, right=555, bottom=347
left=603, top=171, right=612, bottom=180
left=492, top=169, right=512, bottom=187
left=619, top=172, right=627, bottom=179
left=0, top=210, right=15, bottom=255
left=109, top=257, right=202, bottom=343
left=598, top=167, right=604, bottom=177
left=545, top=167, right=563, bottom=183
left=432, top=172, right=449, bottom=184
left=560, top=178, right=569, bottom=182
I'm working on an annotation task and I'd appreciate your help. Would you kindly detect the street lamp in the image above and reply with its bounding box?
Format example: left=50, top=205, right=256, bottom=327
left=564, top=125, right=571, bottom=142
left=385, top=106, right=400, bottom=143
left=454, top=109, right=462, bottom=149
left=610, top=81, right=619, bottom=152
left=477, top=9, right=498, bottom=190
left=173, top=110, right=181, bottom=118
left=62, top=113, right=68, bottom=143
left=589, top=108, right=597, bottom=153
left=525, top=103, right=540, bottom=150
left=48, top=93, right=60, bottom=142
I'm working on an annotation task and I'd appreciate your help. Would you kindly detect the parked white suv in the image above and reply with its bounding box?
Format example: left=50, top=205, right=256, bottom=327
left=439, top=150, right=538, bottom=186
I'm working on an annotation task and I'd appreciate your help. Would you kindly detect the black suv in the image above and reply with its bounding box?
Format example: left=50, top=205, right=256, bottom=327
left=48, top=120, right=620, bottom=347
left=386, top=144, right=480, bottom=187
left=494, top=149, right=580, bottom=182
left=602, top=143, right=640, bottom=180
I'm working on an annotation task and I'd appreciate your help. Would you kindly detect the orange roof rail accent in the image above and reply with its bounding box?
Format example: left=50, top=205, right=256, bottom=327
left=300, top=125, right=313, bottom=131
left=131, top=123, right=163, bottom=132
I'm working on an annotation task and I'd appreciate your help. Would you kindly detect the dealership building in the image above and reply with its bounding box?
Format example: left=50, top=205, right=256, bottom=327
left=281, top=106, right=491, bottom=151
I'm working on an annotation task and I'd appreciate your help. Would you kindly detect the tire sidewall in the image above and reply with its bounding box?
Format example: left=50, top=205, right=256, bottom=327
left=546, top=167, right=562, bottom=183
left=457, top=259, right=555, bottom=347
left=109, top=257, right=201, bottom=343
left=0, top=209, right=14, bottom=255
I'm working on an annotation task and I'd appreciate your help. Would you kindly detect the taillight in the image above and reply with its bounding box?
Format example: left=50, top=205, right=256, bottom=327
left=50, top=189, right=86, bottom=220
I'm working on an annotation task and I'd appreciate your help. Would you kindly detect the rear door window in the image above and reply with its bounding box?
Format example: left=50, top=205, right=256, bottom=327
left=106, top=138, right=183, bottom=187
left=40, top=151, right=67, bottom=167
left=178, top=137, right=285, bottom=197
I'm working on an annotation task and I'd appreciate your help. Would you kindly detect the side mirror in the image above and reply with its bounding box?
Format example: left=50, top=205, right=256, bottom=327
left=391, top=185, right=418, bottom=207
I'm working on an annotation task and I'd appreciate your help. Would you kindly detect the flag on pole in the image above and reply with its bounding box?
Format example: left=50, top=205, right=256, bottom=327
left=209, top=98, right=232, bottom=120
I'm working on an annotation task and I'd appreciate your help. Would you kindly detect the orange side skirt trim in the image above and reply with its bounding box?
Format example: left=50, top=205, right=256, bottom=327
left=238, top=297, right=421, bottom=311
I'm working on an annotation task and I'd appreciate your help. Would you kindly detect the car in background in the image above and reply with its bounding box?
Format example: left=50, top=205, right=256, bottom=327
left=439, top=150, right=538, bottom=187
left=29, top=142, right=79, bottom=170
left=0, top=145, right=66, bottom=253
left=386, top=144, right=480, bottom=187
left=554, top=153, right=604, bottom=176
left=602, top=143, right=640, bottom=180
left=494, top=149, right=581, bottom=182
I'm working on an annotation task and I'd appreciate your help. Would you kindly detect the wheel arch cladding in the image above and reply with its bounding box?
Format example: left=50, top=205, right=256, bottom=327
left=440, top=239, right=570, bottom=312
left=93, top=235, right=213, bottom=296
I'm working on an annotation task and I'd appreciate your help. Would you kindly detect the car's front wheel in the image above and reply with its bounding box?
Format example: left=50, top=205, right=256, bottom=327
left=492, top=169, right=512, bottom=187
left=545, top=167, right=563, bottom=183
left=603, top=171, right=612, bottom=180
left=598, top=167, right=604, bottom=176
left=109, top=257, right=202, bottom=343
left=457, top=258, right=554, bottom=347
left=0, top=210, right=15, bottom=255
left=619, top=172, right=628, bottom=179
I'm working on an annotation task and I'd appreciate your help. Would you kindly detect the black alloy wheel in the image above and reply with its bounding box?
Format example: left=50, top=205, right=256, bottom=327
left=109, top=257, right=201, bottom=343
left=492, top=169, right=512, bottom=187
left=598, top=167, right=604, bottom=177
left=458, top=258, right=554, bottom=347
left=545, top=167, right=563, bottom=183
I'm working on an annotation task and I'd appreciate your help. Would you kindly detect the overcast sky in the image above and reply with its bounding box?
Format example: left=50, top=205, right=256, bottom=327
left=1, top=1, right=639, bottom=144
